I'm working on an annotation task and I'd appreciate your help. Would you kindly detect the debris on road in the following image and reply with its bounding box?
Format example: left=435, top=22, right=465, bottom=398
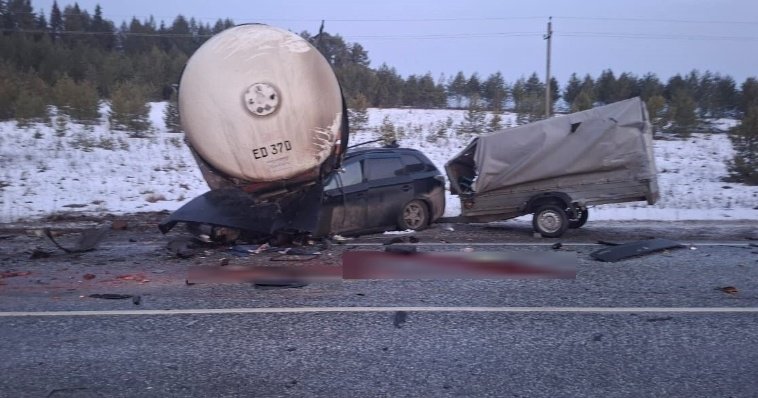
left=393, top=311, right=408, bottom=328
left=30, top=249, right=52, bottom=259
left=383, top=229, right=415, bottom=235
left=331, top=235, right=351, bottom=243
left=590, top=238, right=684, bottom=262
left=116, top=274, right=150, bottom=283
left=82, top=273, right=96, bottom=280
left=1, top=271, right=32, bottom=278
left=385, top=245, right=418, bottom=255
left=254, top=281, right=308, bottom=290
left=717, top=286, right=739, bottom=295
left=383, top=237, right=405, bottom=245
left=551, top=243, right=563, bottom=250
left=111, top=220, right=128, bottom=230
left=597, top=240, right=622, bottom=246
left=89, top=293, right=133, bottom=300
left=166, top=237, right=201, bottom=259
left=43, top=226, right=109, bottom=253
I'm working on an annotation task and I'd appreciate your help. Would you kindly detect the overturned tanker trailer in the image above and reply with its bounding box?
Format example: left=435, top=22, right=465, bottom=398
left=158, top=24, right=349, bottom=239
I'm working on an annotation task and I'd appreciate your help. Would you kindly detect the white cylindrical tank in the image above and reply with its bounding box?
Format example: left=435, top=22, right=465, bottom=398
left=179, top=24, right=345, bottom=185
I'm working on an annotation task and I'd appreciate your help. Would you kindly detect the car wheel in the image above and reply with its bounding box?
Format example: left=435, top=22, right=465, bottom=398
left=532, top=204, right=568, bottom=238
left=398, top=200, right=429, bottom=230
left=568, top=207, right=589, bottom=229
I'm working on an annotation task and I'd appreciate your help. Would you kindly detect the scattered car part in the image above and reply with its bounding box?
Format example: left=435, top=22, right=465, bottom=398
left=393, top=311, right=408, bottom=328
left=89, top=294, right=133, bottom=300
left=43, top=226, right=109, bottom=253
left=590, top=238, right=684, bottom=262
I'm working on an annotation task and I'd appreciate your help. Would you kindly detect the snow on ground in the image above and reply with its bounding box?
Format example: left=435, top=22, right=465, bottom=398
left=0, top=104, right=755, bottom=223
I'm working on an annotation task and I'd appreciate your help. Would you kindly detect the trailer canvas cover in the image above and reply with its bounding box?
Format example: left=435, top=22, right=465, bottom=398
left=448, top=97, right=658, bottom=196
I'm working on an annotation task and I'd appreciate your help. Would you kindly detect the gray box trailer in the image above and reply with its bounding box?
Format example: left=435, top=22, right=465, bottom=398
left=444, top=97, right=659, bottom=237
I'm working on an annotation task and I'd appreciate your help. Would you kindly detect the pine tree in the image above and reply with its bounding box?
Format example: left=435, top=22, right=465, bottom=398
left=49, top=0, right=62, bottom=42
left=739, top=77, right=758, bottom=114
left=563, top=73, right=582, bottom=106
left=378, top=115, right=397, bottom=146
left=465, top=73, right=482, bottom=101
left=571, top=88, right=594, bottom=112
left=109, top=81, right=152, bottom=137
left=512, top=73, right=545, bottom=123
left=348, top=93, right=369, bottom=132
left=713, top=75, right=738, bottom=117
left=595, top=69, right=617, bottom=104
left=645, top=95, right=666, bottom=134
left=448, top=71, right=467, bottom=108
left=638, top=73, right=663, bottom=101
left=483, top=72, right=507, bottom=111
left=457, top=94, right=487, bottom=137
left=667, top=89, right=698, bottom=137
left=726, top=105, right=758, bottom=185
left=614, top=72, right=639, bottom=101
left=14, top=75, right=49, bottom=126
left=163, top=91, right=181, bottom=133
left=0, top=64, right=20, bottom=120
left=487, top=110, right=502, bottom=134
left=54, top=114, right=68, bottom=137
left=433, top=120, right=449, bottom=142
left=53, top=75, right=100, bottom=124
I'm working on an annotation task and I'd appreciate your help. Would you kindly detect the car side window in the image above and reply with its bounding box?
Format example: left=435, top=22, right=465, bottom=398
left=325, top=160, right=363, bottom=190
left=365, top=157, right=405, bottom=181
left=401, top=154, right=426, bottom=173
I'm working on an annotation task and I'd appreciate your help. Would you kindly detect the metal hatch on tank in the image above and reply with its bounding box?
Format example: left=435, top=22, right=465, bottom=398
left=158, top=24, right=349, bottom=238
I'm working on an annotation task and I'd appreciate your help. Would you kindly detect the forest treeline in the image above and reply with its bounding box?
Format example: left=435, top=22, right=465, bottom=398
left=0, top=0, right=755, bottom=183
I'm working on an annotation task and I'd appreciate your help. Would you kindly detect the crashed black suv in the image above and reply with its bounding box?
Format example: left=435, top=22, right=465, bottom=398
left=159, top=147, right=445, bottom=240
left=319, top=147, right=446, bottom=236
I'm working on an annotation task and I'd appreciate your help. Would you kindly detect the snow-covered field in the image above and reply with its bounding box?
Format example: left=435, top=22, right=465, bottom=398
left=0, top=103, right=755, bottom=224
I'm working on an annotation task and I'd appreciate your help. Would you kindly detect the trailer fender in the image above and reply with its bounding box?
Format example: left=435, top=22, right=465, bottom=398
left=524, top=192, right=572, bottom=213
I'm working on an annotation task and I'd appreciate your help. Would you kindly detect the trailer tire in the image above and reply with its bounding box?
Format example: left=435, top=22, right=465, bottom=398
left=568, top=207, right=589, bottom=229
left=398, top=200, right=429, bottom=231
left=532, top=204, right=569, bottom=238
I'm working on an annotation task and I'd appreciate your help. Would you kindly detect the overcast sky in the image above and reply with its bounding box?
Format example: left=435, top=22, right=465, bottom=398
left=33, top=0, right=758, bottom=84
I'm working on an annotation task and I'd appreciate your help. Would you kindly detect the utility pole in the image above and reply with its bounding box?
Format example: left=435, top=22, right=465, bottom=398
left=544, top=16, right=553, bottom=118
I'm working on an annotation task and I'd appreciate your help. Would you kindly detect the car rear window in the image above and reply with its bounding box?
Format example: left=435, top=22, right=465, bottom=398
left=365, top=157, right=404, bottom=180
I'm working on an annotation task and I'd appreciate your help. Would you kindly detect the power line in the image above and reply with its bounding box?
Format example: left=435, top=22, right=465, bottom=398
left=5, top=11, right=758, bottom=26
left=560, top=31, right=758, bottom=42
left=554, top=16, right=758, bottom=26
left=1, top=28, right=756, bottom=43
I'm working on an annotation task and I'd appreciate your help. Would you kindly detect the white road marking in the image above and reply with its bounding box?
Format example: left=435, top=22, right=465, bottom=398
left=343, top=242, right=751, bottom=247
left=1, top=306, right=758, bottom=317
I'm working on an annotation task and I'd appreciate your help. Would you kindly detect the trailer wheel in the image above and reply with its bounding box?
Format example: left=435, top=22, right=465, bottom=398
left=532, top=204, right=568, bottom=238
left=398, top=200, right=429, bottom=231
left=568, top=207, right=589, bottom=229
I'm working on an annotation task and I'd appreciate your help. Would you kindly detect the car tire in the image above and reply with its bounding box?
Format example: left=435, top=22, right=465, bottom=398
left=532, top=204, right=568, bottom=238
left=398, top=200, right=429, bottom=231
left=568, top=207, right=589, bottom=229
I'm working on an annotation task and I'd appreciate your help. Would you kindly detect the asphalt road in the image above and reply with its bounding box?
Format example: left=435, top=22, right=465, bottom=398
left=0, top=215, right=757, bottom=397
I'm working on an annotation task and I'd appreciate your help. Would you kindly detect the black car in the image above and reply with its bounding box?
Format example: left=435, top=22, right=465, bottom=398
left=159, top=147, right=445, bottom=241
left=318, top=147, right=446, bottom=236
